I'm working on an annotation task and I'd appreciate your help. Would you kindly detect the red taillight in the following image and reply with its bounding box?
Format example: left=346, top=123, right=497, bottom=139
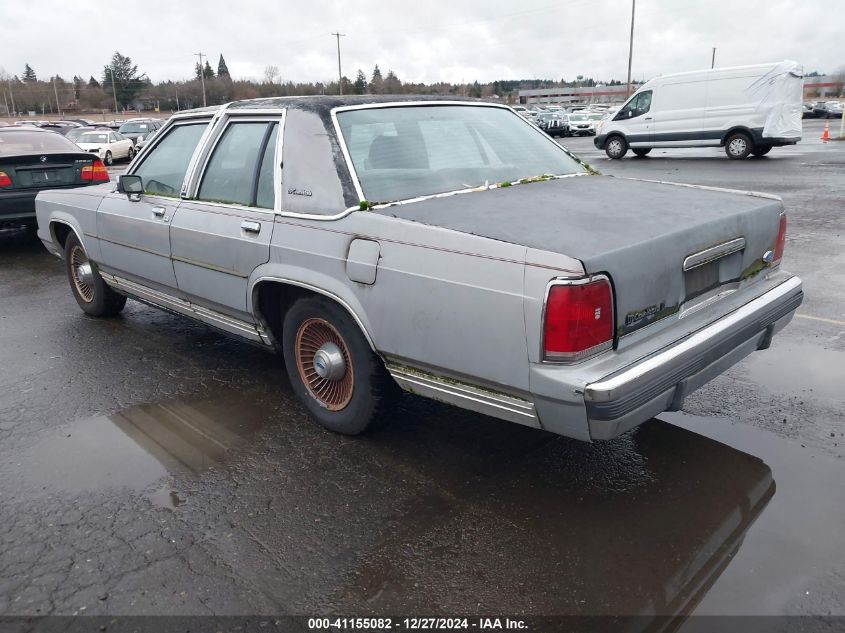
left=81, top=160, right=110, bottom=183
left=543, top=277, right=614, bottom=362
left=772, top=214, right=787, bottom=265
left=0, top=171, right=11, bottom=188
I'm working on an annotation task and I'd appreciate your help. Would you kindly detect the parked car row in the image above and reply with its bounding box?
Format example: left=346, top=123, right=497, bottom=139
left=803, top=101, right=844, bottom=118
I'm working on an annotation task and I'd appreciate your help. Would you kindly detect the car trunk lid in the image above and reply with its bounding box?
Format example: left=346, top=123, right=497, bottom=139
left=0, top=153, right=100, bottom=189
left=374, top=175, right=784, bottom=340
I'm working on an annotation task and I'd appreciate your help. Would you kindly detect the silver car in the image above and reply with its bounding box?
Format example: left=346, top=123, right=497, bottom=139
left=35, top=97, right=803, bottom=441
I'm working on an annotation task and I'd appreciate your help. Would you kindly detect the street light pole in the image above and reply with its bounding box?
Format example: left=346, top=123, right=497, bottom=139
left=711, top=47, right=716, bottom=69
left=7, top=79, right=16, bottom=116
left=52, top=77, right=62, bottom=117
left=331, top=32, right=346, bottom=94
left=625, top=0, right=636, bottom=98
left=195, top=52, right=207, bottom=107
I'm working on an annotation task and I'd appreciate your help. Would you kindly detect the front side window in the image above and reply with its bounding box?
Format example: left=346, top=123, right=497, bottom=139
left=132, top=121, right=208, bottom=196
left=337, top=105, right=584, bottom=203
left=615, top=90, right=653, bottom=120
left=198, top=121, right=277, bottom=208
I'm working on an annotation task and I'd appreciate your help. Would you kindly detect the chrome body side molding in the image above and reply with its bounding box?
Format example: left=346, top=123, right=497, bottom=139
left=100, top=272, right=272, bottom=346
left=387, top=364, right=540, bottom=429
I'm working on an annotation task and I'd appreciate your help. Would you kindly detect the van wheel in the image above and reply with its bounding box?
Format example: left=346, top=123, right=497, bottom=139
left=282, top=296, right=396, bottom=435
left=605, top=135, right=628, bottom=159
left=725, top=132, right=752, bottom=159
left=751, top=144, right=773, bottom=157
left=632, top=148, right=652, bottom=157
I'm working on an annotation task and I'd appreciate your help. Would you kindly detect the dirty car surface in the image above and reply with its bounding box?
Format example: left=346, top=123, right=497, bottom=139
left=34, top=96, right=803, bottom=441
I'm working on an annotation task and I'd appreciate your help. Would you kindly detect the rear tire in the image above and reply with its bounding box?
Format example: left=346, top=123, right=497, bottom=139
left=282, top=296, right=395, bottom=435
left=725, top=132, right=752, bottom=160
left=751, top=144, right=773, bottom=157
left=632, top=148, right=652, bottom=157
left=605, top=135, right=628, bottom=159
left=64, top=233, right=126, bottom=317
left=127, top=147, right=135, bottom=161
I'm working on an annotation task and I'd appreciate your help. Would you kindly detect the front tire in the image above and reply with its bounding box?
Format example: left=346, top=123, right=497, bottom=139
left=282, top=296, right=395, bottom=435
left=605, top=135, right=628, bottom=159
left=64, top=233, right=126, bottom=317
left=103, top=150, right=113, bottom=166
left=127, top=146, right=135, bottom=161
left=725, top=132, right=752, bottom=159
left=632, top=148, right=652, bottom=157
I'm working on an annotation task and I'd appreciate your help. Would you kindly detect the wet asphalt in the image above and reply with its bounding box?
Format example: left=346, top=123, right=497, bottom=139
left=0, top=119, right=843, bottom=624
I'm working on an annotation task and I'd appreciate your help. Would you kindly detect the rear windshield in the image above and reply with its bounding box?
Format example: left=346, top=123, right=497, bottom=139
left=0, top=131, right=80, bottom=155
left=77, top=133, right=109, bottom=144
left=336, top=105, right=584, bottom=203
left=119, top=122, right=152, bottom=133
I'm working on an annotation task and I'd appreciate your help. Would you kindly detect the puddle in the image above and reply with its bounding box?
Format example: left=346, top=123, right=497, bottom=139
left=8, top=389, right=268, bottom=501
left=739, top=340, right=845, bottom=402
left=662, top=412, right=845, bottom=618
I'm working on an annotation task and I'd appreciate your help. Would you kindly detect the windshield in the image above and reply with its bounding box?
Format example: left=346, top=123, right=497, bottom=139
left=77, top=133, right=109, bottom=144
left=337, top=105, right=584, bottom=203
left=0, top=131, right=80, bottom=155
left=119, top=122, right=151, bottom=134
left=587, top=113, right=605, bottom=120
left=569, top=114, right=588, bottom=121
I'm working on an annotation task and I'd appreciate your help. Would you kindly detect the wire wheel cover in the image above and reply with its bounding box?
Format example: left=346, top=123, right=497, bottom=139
left=295, top=318, right=354, bottom=411
left=70, top=245, right=94, bottom=303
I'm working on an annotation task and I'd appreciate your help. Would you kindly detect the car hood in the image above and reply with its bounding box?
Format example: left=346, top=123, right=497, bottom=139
left=75, top=143, right=106, bottom=150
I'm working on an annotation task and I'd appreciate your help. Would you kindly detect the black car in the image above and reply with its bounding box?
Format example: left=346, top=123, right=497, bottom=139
left=0, top=127, right=110, bottom=229
left=117, top=118, right=162, bottom=147
left=535, top=112, right=569, bottom=137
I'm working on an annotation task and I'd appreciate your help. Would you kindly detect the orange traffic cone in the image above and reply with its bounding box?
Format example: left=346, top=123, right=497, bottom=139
left=821, top=120, right=830, bottom=143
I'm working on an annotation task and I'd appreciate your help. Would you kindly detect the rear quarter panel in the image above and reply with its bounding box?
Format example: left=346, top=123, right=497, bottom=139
left=35, top=186, right=109, bottom=261
left=251, top=211, right=534, bottom=393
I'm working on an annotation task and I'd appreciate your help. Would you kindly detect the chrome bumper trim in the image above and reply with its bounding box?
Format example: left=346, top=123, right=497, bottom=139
left=387, top=365, right=540, bottom=428
left=584, top=276, right=802, bottom=413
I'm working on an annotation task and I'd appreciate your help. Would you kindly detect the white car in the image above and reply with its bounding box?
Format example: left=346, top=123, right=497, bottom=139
left=74, top=130, right=136, bottom=165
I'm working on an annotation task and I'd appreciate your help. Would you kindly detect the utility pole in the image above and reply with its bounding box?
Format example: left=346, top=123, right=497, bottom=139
left=8, top=78, right=16, bottom=116
left=331, top=32, right=345, bottom=94
left=625, top=0, right=636, bottom=98
left=109, top=67, right=119, bottom=114
left=711, top=47, right=716, bottom=69
left=175, top=84, right=180, bottom=111
left=2, top=89, right=8, bottom=117
left=52, top=77, right=62, bottom=117
left=194, top=52, right=207, bottom=107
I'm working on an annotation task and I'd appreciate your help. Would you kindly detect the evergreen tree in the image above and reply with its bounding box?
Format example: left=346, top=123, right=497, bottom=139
left=353, top=69, right=367, bottom=95
left=204, top=60, right=215, bottom=79
left=22, top=64, right=36, bottom=82
left=369, top=65, right=383, bottom=94
left=217, top=55, right=230, bottom=78
left=88, top=75, right=100, bottom=88
left=383, top=70, right=402, bottom=94
left=469, top=80, right=482, bottom=98
left=102, top=52, right=145, bottom=108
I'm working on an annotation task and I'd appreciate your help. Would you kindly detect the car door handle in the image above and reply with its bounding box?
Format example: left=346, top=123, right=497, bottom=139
left=241, top=220, right=261, bottom=234
left=152, top=207, right=166, bottom=217
left=644, top=117, right=653, bottom=120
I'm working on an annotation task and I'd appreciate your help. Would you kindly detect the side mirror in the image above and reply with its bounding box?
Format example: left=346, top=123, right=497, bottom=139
left=118, top=174, right=144, bottom=195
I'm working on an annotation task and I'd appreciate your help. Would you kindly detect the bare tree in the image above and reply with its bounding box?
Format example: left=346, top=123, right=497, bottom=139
left=263, top=65, right=280, bottom=84
left=832, top=66, right=845, bottom=98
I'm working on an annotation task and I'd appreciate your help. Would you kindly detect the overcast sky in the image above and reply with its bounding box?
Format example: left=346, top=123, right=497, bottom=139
left=2, top=0, right=843, bottom=84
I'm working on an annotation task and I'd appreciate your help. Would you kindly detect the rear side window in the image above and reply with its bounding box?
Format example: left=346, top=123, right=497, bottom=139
left=0, top=131, right=80, bottom=155
left=198, top=121, right=277, bottom=208
left=133, top=122, right=208, bottom=196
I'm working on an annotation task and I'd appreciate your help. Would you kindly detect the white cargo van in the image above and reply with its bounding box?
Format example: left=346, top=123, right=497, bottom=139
left=594, top=61, right=803, bottom=159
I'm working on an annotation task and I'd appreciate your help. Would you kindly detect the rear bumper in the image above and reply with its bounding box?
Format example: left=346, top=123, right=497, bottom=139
left=0, top=190, right=38, bottom=224
left=583, top=275, right=802, bottom=439
left=529, top=275, right=802, bottom=441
